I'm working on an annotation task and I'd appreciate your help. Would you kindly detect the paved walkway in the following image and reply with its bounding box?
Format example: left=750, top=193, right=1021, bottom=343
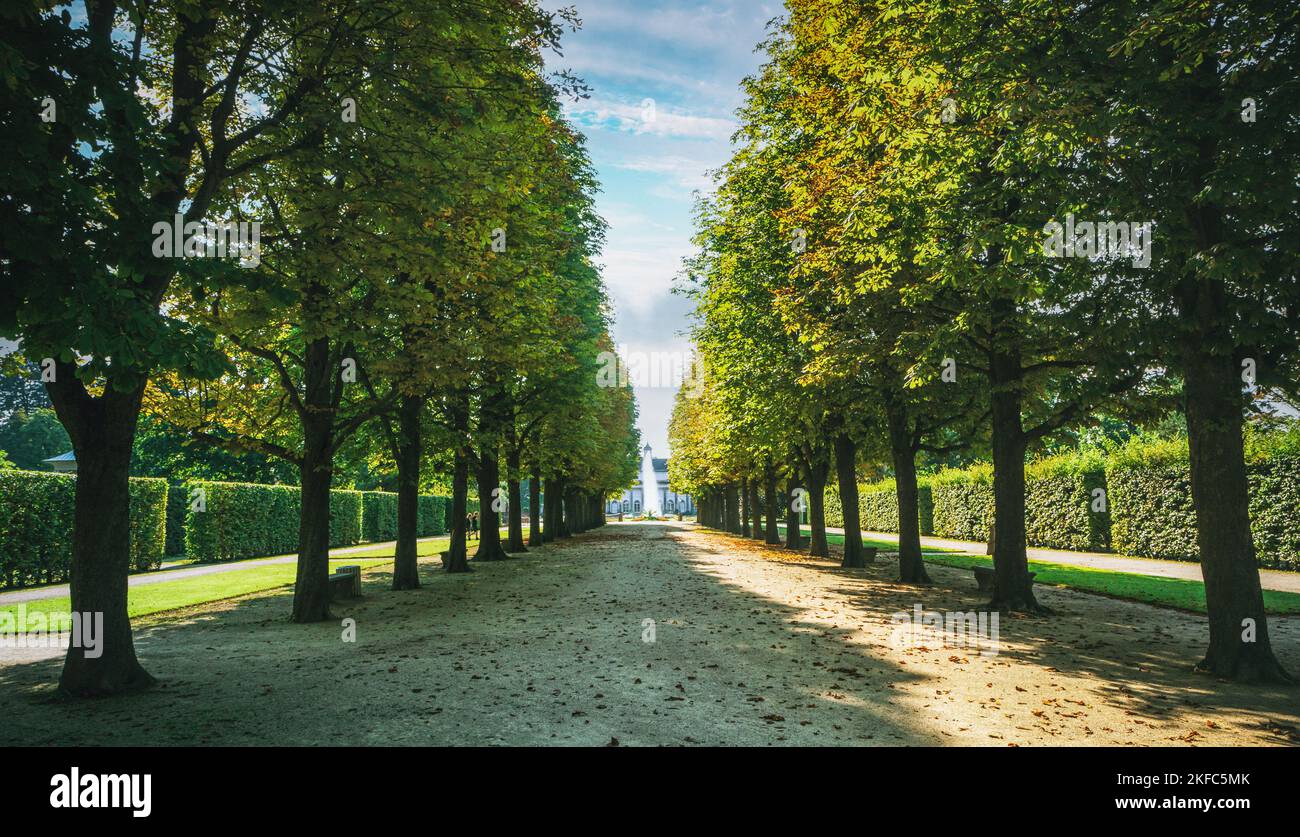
left=790, top=524, right=1300, bottom=594
left=0, top=536, right=440, bottom=606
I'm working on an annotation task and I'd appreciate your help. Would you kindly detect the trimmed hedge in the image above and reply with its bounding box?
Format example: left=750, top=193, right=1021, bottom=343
left=930, top=464, right=994, bottom=541
left=1024, top=453, right=1109, bottom=552
left=165, top=483, right=187, bottom=557
left=184, top=481, right=449, bottom=563
left=1106, top=437, right=1300, bottom=571
left=815, top=436, right=1299, bottom=570
left=0, top=470, right=168, bottom=589
left=183, top=483, right=362, bottom=562
left=184, top=481, right=301, bottom=562
left=361, top=491, right=398, bottom=542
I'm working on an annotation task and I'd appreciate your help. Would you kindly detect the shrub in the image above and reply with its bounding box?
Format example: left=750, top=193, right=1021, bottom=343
left=929, top=464, right=994, bottom=541
left=1024, top=451, right=1109, bottom=552
left=1107, top=436, right=1299, bottom=570
left=128, top=478, right=169, bottom=572
left=0, top=470, right=167, bottom=589
left=361, top=491, right=399, bottom=542
left=165, top=483, right=187, bottom=557
left=330, top=490, right=363, bottom=547
left=185, top=481, right=364, bottom=563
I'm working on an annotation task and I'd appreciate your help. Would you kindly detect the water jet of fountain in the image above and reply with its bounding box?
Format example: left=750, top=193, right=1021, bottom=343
left=640, top=445, right=662, bottom=517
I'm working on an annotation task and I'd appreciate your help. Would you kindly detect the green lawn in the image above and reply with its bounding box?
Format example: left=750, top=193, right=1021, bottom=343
left=774, top=524, right=954, bottom=554
left=0, top=530, right=523, bottom=633
left=774, top=523, right=1300, bottom=615
left=923, top=553, right=1300, bottom=616
left=0, top=557, right=395, bottom=632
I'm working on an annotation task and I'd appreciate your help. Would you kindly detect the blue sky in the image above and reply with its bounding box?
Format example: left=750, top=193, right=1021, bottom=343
left=541, top=1, right=781, bottom=455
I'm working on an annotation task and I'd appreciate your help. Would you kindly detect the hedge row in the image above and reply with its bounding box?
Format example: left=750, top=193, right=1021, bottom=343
left=0, top=470, right=168, bottom=589
left=183, top=481, right=449, bottom=563
left=815, top=440, right=1298, bottom=570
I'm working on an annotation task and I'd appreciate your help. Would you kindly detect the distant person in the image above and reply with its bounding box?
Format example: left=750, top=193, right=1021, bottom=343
left=470, top=512, right=480, bottom=541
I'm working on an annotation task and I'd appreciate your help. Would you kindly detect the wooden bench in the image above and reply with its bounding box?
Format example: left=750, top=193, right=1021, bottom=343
left=972, top=565, right=1035, bottom=593
left=328, top=564, right=362, bottom=600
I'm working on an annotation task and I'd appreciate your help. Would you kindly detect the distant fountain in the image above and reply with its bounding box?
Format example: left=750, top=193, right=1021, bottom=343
left=639, top=445, right=662, bottom=516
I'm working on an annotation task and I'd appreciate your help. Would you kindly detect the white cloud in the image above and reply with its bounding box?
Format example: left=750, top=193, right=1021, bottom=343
left=563, top=97, right=735, bottom=142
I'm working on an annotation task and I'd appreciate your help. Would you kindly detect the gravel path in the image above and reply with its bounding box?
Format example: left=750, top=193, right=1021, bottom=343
left=1, top=521, right=1295, bottom=746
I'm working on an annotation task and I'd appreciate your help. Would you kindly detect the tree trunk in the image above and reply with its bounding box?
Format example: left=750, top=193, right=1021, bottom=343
left=1181, top=285, right=1290, bottom=682
left=291, top=337, right=336, bottom=623
left=886, top=393, right=930, bottom=584
left=528, top=473, right=542, bottom=546
left=763, top=464, right=781, bottom=544
left=807, top=456, right=830, bottom=558
left=555, top=478, right=570, bottom=538
left=444, top=394, right=472, bottom=573
left=475, top=441, right=508, bottom=561
left=784, top=471, right=803, bottom=549
left=984, top=322, right=1039, bottom=611
left=49, top=382, right=155, bottom=696
left=834, top=433, right=867, bottom=568
left=505, top=447, right=527, bottom=553
left=724, top=483, right=740, bottom=533
left=392, top=393, right=422, bottom=590
left=749, top=479, right=763, bottom=540
left=543, top=477, right=558, bottom=541
left=739, top=477, right=751, bottom=537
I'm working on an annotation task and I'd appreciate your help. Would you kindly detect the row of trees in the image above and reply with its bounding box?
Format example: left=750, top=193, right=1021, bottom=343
left=0, top=1, right=638, bottom=696
left=669, top=0, right=1298, bottom=683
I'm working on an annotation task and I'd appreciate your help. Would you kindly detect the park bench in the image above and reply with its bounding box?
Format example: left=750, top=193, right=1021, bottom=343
left=328, top=564, right=362, bottom=601
left=972, top=565, right=1035, bottom=593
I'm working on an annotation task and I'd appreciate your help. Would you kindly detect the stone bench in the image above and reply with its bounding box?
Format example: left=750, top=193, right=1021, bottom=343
left=973, top=565, right=1035, bottom=593
left=328, top=564, right=362, bottom=600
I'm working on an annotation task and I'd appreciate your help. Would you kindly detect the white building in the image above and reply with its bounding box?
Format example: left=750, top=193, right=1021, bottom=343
left=607, top=445, right=695, bottom=515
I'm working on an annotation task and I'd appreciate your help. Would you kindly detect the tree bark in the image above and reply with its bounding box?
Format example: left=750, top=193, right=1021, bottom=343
left=806, top=456, right=830, bottom=558
left=834, top=433, right=867, bottom=568
left=392, top=393, right=422, bottom=590
left=291, top=337, right=336, bottom=623
left=49, top=381, right=155, bottom=696
left=444, top=393, right=472, bottom=574
left=1181, top=282, right=1290, bottom=682
left=528, top=473, right=543, bottom=547
left=986, top=318, right=1040, bottom=612
left=784, top=471, right=803, bottom=549
left=749, top=479, right=763, bottom=540
left=885, top=392, right=930, bottom=584
left=763, top=464, right=781, bottom=545
left=555, top=477, right=570, bottom=538
left=505, top=447, right=527, bottom=553
left=724, top=483, right=741, bottom=533
left=475, top=443, right=508, bottom=561
left=739, top=477, right=751, bottom=537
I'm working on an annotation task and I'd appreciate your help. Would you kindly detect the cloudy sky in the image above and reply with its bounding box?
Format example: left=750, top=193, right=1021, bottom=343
left=541, top=1, right=780, bottom=455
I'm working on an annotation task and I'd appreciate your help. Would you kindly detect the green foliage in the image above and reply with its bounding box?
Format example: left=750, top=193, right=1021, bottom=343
left=929, top=465, right=994, bottom=542
left=184, top=482, right=303, bottom=563
left=1024, top=453, right=1109, bottom=552
left=329, top=491, right=363, bottom=549
left=1107, top=440, right=1300, bottom=571
left=0, top=409, right=70, bottom=471
left=165, top=484, right=187, bottom=557
left=0, top=471, right=167, bottom=588
left=362, top=492, right=399, bottom=542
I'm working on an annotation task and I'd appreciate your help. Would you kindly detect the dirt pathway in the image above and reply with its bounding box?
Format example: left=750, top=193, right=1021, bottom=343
left=1, top=521, right=1295, bottom=745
